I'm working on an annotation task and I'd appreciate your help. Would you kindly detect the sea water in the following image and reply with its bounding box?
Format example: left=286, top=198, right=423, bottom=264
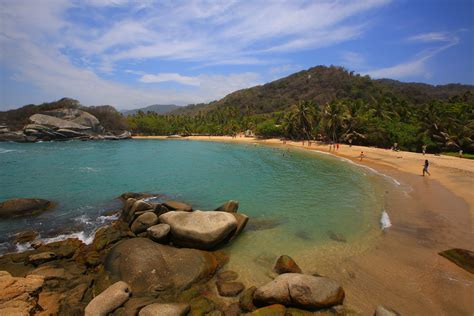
left=0, top=140, right=389, bottom=265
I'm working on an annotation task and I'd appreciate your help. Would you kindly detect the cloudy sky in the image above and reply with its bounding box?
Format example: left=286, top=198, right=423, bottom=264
left=1, top=0, right=473, bottom=110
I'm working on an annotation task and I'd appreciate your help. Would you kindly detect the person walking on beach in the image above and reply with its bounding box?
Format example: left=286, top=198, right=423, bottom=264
left=423, top=159, right=431, bottom=176
left=422, top=145, right=427, bottom=155
left=359, top=151, right=365, bottom=161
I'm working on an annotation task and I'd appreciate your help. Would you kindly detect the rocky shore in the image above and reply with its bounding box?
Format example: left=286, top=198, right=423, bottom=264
left=0, top=107, right=130, bottom=142
left=0, top=193, right=407, bottom=316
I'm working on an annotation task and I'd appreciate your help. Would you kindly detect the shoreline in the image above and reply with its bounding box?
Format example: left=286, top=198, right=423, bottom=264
left=134, top=135, right=474, bottom=314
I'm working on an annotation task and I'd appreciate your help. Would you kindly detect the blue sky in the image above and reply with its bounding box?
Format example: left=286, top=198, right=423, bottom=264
left=0, top=0, right=473, bottom=110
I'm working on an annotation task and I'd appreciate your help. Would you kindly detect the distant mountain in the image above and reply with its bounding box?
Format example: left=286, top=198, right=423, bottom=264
left=170, top=65, right=474, bottom=116
left=122, top=104, right=180, bottom=116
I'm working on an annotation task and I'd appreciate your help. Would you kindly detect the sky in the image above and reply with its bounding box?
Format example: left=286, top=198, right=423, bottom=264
left=0, top=0, right=473, bottom=110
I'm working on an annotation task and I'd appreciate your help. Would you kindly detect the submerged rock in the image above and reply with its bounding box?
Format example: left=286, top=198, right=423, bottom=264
left=14, top=230, right=39, bottom=244
left=273, top=255, right=302, bottom=274
left=217, top=270, right=239, bottom=282
left=229, top=212, right=249, bottom=241
left=0, top=271, right=44, bottom=315
left=0, top=198, right=54, bottom=218
left=84, top=281, right=131, bottom=316
left=246, top=217, right=285, bottom=231
left=215, top=200, right=239, bottom=213
left=159, top=210, right=238, bottom=250
left=254, top=273, right=345, bottom=309
left=120, top=192, right=157, bottom=201
left=327, top=230, right=347, bottom=243
left=248, top=304, right=286, bottom=315
left=105, top=238, right=220, bottom=295
left=139, top=303, right=190, bottom=316
left=439, top=248, right=474, bottom=274
left=216, top=280, right=245, bottom=297
left=239, top=286, right=257, bottom=312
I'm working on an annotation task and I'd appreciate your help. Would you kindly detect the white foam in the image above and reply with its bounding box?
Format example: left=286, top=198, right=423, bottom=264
left=39, top=231, right=95, bottom=245
left=79, top=167, right=100, bottom=172
left=380, top=210, right=392, bottom=230
left=0, top=148, right=15, bottom=154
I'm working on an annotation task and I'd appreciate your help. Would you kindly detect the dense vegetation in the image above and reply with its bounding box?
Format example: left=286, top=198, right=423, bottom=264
left=128, top=66, right=474, bottom=153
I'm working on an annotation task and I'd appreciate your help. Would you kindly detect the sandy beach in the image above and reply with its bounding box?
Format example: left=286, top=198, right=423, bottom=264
left=134, top=135, right=474, bottom=315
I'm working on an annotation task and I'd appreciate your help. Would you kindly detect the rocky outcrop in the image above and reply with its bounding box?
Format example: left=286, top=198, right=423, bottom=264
left=84, top=281, right=131, bottom=316
left=163, top=200, right=193, bottom=212
left=273, top=255, right=302, bottom=274
left=105, top=238, right=220, bottom=295
left=0, top=107, right=131, bottom=142
left=0, top=271, right=44, bottom=315
left=159, top=210, right=238, bottom=249
left=253, top=273, right=345, bottom=309
left=139, top=303, right=190, bottom=316
left=0, top=198, right=54, bottom=218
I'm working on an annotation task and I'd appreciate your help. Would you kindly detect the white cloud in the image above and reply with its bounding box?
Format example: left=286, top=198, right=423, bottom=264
left=0, top=0, right=391, bottom=109
left=365, top=34, right=459, bottom=79
left=340, top=52, right=366, bottom=68
left=407, top=32, right=452, bottom=43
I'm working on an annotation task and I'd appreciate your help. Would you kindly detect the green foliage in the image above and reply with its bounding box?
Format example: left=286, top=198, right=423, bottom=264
left=255, top=120, right=283, bottom=138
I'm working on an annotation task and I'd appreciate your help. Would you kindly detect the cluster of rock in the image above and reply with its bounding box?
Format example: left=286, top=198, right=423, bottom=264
left=0, top=192, right=404, bottom=315
left=0, top=108, right=130, bottom=142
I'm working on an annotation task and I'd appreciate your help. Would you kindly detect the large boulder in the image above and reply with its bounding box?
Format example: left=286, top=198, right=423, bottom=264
left=159, top=210, right=238, bottom=249
left=105, top=238, right=220, bottom=295
left=0, top=198, right=54, bottom=217
left=147, top=224, right=171, bottom=243
left=29, top=113, right=91, bottom=131
left=84, top=281, right=131, bottom=316
left=41, top=108, right=101, bottom=131
left=0, top=271, right=45, bottom=315
left=253, top=273, right=344, bottom=309
left=163, top=200, right=193, bottom=211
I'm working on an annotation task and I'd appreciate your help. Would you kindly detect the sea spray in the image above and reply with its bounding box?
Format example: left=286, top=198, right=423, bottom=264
left=380, top=210, right=392, bottom=230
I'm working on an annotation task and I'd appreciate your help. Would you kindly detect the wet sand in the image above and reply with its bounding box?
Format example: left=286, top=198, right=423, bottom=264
left=134, top=135, right=474, bottom=315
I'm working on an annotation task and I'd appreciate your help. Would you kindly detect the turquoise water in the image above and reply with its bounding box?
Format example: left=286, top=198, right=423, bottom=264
left=0, top=140, right=387, bottom=255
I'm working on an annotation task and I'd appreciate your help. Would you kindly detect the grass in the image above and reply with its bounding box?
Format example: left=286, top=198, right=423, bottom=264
left=441, top=152, right=474, bottom=160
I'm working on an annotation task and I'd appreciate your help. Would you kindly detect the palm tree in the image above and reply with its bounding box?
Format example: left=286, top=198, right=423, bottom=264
left=322, top=101, right=345, bottom=143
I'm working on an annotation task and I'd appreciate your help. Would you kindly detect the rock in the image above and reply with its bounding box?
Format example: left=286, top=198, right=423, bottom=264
left=37, top=237, right=83, bottom=258
left=30, top=113, right=91, bottom=131
left=44, top=108, right=101, bottom=130
left=120, top=192, right=155, bottom=201
left=105, top=238, right=220, bottom=295
left=0, top=271, right=44, bottom=316
left=246, top=217, right=285, bottom=231
left=374, top=305, right=401, bottom=316
left=248, top=304, right=286, bottom=315
left=163, top=200, right=193, bottom=211
left=31, top=240, right=44, bottom=249
left=147, top=224, right=170, bottom=243
left=0, top=198, right=53, bottom=217
left=85, top=281, right=131, bottom=316
left=253, top=273, right=344, bottom=309
left=189, top=297, right=216, bottom=316
left=223, top=303, right=241, bottom=316
left=118, top=297, right=159, bottom=316
left=93, top=221, right=132, bottom=251
left=121, top=198, right=137, bottom=220
left=0, top=131, right=27, bottom=142
left=28, top=266, right=71, bottom=280
left=217, top=270, right=239, bottom=282
left=139, top=303, right=190, bottom=316
left=216, top=280, right=245, bottom=297
left=28, top=252, right=57, bottom=265
left=439, top=248, right=474, bottom=274
left=285, top=307, right=315, bottom=315
left=229, top=213, right=249, bottom=241
left=85, top=251, right=101, bottom=267
left=215, top=200, right=239, bottom=213
left=130, top=212, right=159, bottom=234
left=37, top=291, right=62, bottom=316
left=14, top=230, right=39, bottom=244
left=239, top=286, right=257, bottom=312
left=327, top=231, right=346, bottom=243
left=126, top=200, right=153, bottom=223
left=273, top=255, right=302, bottom=274
left=159, top=210, right=238, bottom=250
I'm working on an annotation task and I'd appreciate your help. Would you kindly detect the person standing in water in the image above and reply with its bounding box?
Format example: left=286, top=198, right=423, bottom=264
left=423, top=159, right=431, bottom=176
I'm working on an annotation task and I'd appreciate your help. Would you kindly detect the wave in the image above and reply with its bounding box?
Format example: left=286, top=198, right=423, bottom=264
left=0, top=148, right=16, bottom=154
left=79, top=167, right=100, bottom=173
left=380, top=210, right=392, bottom=230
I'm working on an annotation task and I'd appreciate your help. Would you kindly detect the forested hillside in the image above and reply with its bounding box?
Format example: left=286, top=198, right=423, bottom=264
left=127, top=66, right=474, bottom=153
